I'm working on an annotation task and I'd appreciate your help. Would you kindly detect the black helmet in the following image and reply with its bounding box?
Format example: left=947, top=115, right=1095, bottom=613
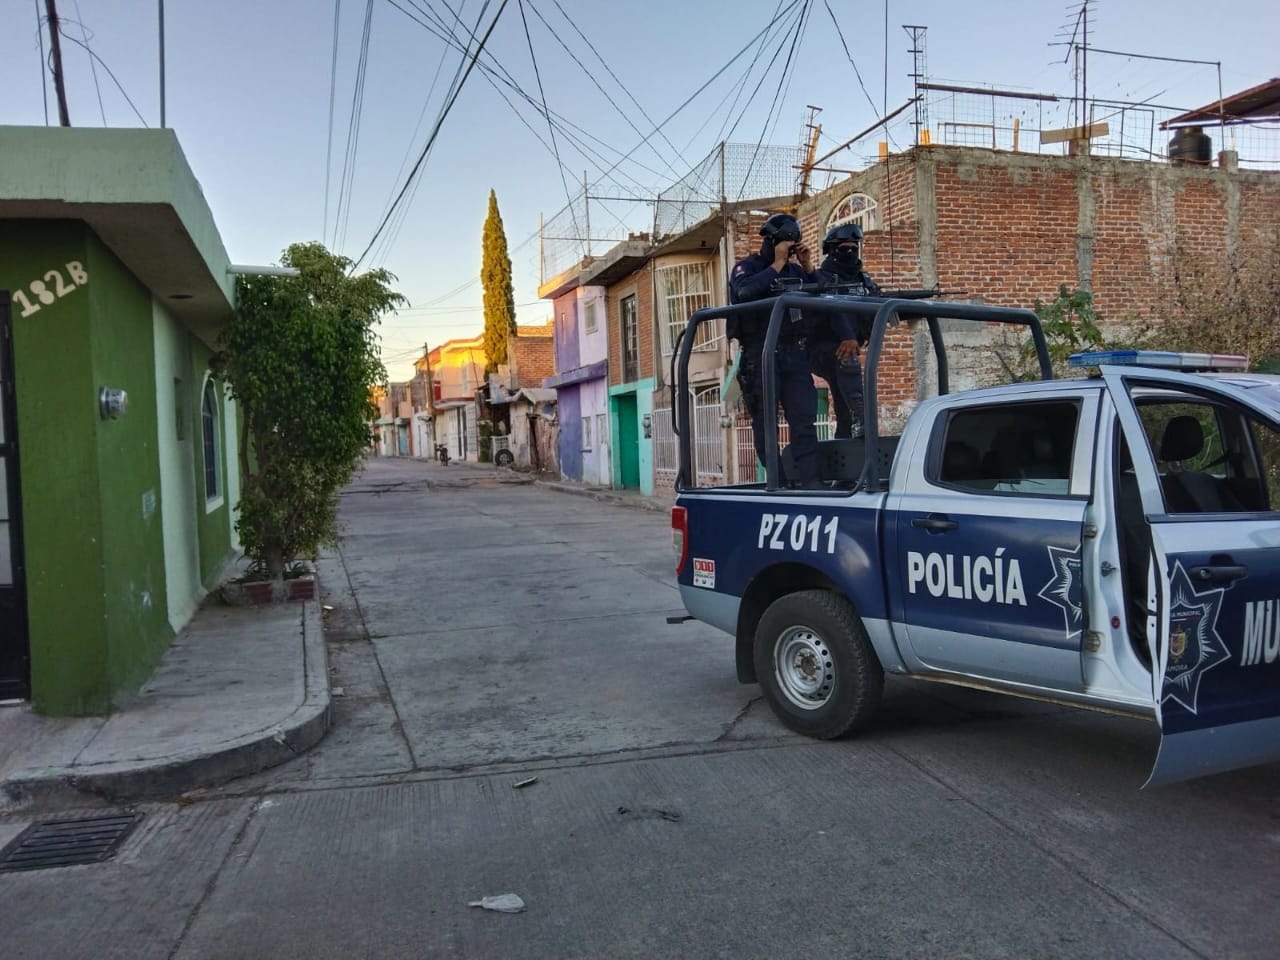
left=759, top=213, right=801, bottom=244
left=822, top=222, right=864, bottom=255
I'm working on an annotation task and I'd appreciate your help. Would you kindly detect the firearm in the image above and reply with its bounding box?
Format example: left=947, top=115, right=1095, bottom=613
left=770, top=277, right=967, bottom=298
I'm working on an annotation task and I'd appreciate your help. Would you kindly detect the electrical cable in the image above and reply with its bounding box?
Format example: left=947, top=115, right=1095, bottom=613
left=530, top=0, right=685, bottom=179
left=323, top=0, right=342, bottom=244
left=517, top=0, right=584, bottom=250
left=334, top=0, right=375, bottom=252
left=33, top=0, right=48, bottom=124
left=52, top=30, right=147, bottom=126
left=823, top=0, right=881, bottom=125
left=352, top=0, right=512, bottom=270
left=736, top=0, right=811, bottom=199
left=68, top=5, right=105, bottom=124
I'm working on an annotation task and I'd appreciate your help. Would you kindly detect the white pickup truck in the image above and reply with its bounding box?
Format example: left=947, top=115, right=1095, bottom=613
left=669, top=291, right=1280, bottom=786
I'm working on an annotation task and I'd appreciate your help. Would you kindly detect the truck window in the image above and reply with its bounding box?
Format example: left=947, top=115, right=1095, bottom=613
left=935, top=400, right=1079, bottom=496
left=1134, top=398, right=1279, bottom=513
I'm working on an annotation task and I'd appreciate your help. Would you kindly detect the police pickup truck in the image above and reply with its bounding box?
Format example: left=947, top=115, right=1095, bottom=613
left=669, top=291, right=1280, bottom=786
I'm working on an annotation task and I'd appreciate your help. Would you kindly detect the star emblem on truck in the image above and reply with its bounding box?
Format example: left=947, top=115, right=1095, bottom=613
left=1038, top=544, right=1083, bottom=640
left=1162, top=562, right=1231, bottom=716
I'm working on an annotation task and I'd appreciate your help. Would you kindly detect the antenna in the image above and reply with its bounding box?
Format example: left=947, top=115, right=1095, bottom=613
left=903, top=25, right=928, bottom=145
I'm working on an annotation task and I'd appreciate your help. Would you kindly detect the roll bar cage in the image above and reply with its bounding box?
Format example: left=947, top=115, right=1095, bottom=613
left=671, top=291, right=1053, bottom=492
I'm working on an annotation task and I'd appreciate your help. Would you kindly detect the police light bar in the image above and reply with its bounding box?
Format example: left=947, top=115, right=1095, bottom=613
left=1067, top=350, right=1249, bottom=372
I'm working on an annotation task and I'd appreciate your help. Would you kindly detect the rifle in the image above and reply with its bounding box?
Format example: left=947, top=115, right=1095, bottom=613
left=770, top=277, right=967, bottom=298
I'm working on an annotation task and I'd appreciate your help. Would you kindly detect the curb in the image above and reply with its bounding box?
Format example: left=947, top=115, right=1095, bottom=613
left=0, top=602, right=331, bottom=811
left=533, top=480, right=673, bottom=513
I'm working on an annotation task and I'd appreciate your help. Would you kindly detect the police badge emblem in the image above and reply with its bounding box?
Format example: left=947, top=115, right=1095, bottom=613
left=1162, top=562, right=1231, bottom=715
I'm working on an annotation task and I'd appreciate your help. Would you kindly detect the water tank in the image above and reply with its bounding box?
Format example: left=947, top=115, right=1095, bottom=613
left=1169, top=126, right=1212, bottom=165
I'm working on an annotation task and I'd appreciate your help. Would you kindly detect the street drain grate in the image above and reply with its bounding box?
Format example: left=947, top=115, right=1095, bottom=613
left=0, top=813, right=143, bottom=872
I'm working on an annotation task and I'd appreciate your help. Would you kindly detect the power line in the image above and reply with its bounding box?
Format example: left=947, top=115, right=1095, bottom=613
left=68, top=5, right=104, bottom=124
left=529, top=0, right=685, bottom=180
left=323, top=0, right=342, bottom=244
left=352, top=0, right=512, bottom=270
left=824, top=0, right=881, bottom=122
left=33, top=0, right=48, bottom=124
left=334, top=0, right=375, bottom=252
left=737, top=0, right=811, bottom=199
left=367, top=0, right=491, bottom=267
left=53, top=29, right=148, bottom=125
left=722, top=2, right=805, bottom=144
left=517, top=0, right=582, bottom=250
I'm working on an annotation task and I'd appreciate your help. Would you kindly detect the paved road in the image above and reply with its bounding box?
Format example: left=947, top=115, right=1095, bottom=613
left=3, top=457, right=1279, bottom=959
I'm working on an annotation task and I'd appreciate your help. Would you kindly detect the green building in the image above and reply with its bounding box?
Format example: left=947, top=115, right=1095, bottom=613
left=0, top=126, right=241, bottom=715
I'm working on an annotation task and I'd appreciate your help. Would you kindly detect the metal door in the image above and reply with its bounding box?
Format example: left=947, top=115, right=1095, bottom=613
left=0, top=294, right=30, bottom=699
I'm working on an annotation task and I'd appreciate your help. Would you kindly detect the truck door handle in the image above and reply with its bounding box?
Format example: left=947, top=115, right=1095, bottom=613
left=912, top=514, right=958, bottom=532
left=1188, top=564, right=1248, bottom=583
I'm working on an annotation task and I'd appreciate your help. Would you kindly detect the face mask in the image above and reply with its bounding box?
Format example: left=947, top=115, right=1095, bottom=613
left=831, top=248, right=860, bottom=269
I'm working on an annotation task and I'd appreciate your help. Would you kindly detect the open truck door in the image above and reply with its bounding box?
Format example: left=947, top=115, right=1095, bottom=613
left=1102, top=363, right=1280, bottom=786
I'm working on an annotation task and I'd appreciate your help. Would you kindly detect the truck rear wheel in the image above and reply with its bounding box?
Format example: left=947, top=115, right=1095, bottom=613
left=753, top=590, right=883, bottom=739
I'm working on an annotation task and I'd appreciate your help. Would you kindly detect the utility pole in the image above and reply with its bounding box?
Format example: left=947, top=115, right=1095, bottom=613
left=44, top=0, right=70, bottom=126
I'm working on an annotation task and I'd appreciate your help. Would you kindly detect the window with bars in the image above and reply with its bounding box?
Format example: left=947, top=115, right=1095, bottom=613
left=658, top=261, right=720, bottom=354
left=620, top=294, right=639, bottom=383
left=582, top=414, right=593, bottom=451
left=825, top=192, right=878, bottom=231
left=584, top=300, right=598, bottom=334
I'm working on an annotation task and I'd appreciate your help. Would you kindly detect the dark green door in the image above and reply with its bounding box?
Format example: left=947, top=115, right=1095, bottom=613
left=616, top=395, right=640, bottom=489
left=0, top=294, right=30, bottom=700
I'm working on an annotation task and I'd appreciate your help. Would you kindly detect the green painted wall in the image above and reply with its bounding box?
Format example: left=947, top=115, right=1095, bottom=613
left=87, top=234, right=173, bottom=702
left=1, top=221, right=108, bottom=713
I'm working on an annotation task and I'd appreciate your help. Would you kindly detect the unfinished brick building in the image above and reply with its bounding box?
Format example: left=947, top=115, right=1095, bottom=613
left=797, top=144, right=1280, bottom=424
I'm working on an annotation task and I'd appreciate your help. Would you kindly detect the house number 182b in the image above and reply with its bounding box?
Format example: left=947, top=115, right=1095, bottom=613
left=11, top=261, right=90, bottom=318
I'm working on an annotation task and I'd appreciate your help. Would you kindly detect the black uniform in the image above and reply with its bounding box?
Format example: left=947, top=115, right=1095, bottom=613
left=812, top=255, right=880, bottom=439
left=729, top=252, right=820, bottom=483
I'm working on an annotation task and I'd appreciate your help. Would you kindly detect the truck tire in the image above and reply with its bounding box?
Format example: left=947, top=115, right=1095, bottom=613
left=494, top=449, right=515, bottom=467
left=753, top=590, right=884, bottom=739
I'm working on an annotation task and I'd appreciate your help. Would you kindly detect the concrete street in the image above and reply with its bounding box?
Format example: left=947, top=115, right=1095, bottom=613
left=2, top=455, right=1278, bottom=959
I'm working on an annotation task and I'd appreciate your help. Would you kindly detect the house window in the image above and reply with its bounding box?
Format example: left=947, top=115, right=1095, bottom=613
left=658, top=261, right=719, bottom=354
left=620, top=294, right=639, bottom=383
left=584, top=300, right=598, bottom=334
left=826, top=192, right=879, bottom=232
left=202, top=380, right=221, bottom=504
left=583, top=414, right=593, bottom=451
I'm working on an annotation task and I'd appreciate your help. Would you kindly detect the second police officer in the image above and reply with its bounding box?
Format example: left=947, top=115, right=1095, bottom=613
left=728, top=213, right=820, bottom=485
left=812, top=222, right=881, bottom=439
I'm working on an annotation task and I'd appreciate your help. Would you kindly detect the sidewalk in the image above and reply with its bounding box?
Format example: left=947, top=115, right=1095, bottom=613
left=0, top=599, right=329, bottom=812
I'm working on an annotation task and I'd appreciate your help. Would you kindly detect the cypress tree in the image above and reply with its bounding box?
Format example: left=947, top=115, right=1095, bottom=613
left=481, top=189, right=516, bottom=372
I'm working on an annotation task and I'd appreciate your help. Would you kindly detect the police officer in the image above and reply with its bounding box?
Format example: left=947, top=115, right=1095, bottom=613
left=728, top=213, right=820, bottom=485
left=813, top=223, right=881, bottom=439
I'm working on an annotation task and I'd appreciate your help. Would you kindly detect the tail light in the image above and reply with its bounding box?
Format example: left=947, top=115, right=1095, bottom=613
left=671, top=506, right=689, bottom=575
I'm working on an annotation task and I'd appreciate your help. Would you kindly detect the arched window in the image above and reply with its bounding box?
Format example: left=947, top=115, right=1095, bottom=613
left=201, top=380, right=220, bottom=503
left=825, top=192, right=879, bottom=232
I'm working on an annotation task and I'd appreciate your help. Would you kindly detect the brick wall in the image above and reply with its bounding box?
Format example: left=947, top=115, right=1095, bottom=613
left=511, top=331, right=555, bottom=387
left=606, top=262, right=655, bottom=385
left=798, top=145, right=1280, bottom=416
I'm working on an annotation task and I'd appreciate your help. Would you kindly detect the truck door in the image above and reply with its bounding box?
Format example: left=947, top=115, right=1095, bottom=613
left=889, top=394, right=1097, bottom=691
left=1104, top=367, right=1280, bottom=785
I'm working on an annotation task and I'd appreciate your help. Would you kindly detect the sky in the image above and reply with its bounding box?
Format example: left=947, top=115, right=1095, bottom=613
left=1, top=0, right=1273, bottom=380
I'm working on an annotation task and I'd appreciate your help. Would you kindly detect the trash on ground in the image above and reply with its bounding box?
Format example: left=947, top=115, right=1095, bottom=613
left=331, top=686, right=345, bottom=697
left=512, top=777, right=538, bottom=789
left=322, top=604, right=335, bottom=612
left=468, top=893, right=526, bottom=913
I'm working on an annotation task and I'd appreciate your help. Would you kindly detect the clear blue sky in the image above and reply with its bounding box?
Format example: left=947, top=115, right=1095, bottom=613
left=2, top=0, right=1272, bottom=379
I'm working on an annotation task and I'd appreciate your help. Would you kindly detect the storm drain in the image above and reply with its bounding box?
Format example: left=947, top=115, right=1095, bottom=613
left=0, top=813, right=143, bottom=872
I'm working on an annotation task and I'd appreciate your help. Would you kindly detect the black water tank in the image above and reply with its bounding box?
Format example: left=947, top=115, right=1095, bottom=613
left=1169, top=126, right=1212, bottom=165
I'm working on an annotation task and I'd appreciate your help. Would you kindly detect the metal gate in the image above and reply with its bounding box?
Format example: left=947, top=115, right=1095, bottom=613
left=0, top=294, right=30, bottom=699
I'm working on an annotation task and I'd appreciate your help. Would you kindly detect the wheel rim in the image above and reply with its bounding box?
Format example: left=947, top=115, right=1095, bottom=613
left=774, top=625, right=835, bottom=710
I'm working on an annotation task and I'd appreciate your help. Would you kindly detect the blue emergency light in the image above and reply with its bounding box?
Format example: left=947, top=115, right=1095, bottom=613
left=1067, top=350, right=1249, bottom=372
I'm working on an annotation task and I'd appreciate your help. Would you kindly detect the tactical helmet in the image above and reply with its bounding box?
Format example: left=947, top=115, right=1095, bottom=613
left=759, top=213, right=801, bottom=244
left=822, top=222, right=864, bottom=255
